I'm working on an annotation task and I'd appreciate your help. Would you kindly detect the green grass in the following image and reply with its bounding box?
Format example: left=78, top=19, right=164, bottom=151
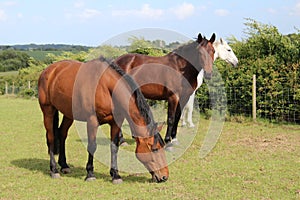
left=0, top=97, right=299, bottom=199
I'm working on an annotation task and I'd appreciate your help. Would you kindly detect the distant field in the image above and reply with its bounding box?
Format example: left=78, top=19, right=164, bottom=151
left=0, top=71, right=18, bottom=77
left=23, top=50, right=64, bottom=61
left=0, top=97, right=299, bottom=199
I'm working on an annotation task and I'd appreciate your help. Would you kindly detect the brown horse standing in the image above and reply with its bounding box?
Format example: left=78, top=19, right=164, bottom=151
left=116, top=33, right=215, bottom=146
left=38, top=57, right=168, bottom=183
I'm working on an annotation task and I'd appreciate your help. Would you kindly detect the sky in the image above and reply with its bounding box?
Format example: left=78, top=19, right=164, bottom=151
left=0, top=0, right=300, bottom=46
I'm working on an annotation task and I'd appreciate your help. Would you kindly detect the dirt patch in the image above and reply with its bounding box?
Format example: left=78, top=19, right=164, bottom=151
left=234, top=134, right=297, bottom=152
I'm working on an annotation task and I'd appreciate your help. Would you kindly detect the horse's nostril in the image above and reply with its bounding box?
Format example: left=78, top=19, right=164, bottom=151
left=161, top=176, right=168, bottom=182
left=204, top=72, right=212, bottom=79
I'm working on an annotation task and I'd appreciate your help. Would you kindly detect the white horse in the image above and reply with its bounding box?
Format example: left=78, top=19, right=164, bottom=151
left=180, top=38, right=238, bottom=128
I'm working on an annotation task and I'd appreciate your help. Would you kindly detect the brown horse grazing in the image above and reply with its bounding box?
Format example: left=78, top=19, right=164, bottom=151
left=116, top=33, right=215, bottom=146
left=38, top=57, right=168, bottom=183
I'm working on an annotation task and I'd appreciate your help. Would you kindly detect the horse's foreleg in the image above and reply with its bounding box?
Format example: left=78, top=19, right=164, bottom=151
left=171, top=96, right=190, bottom=141
left=85, top=115, right=98, bottom=181
left=170, top=105, right=182, bottom=141
left=110, top=122, right=123, bottom=184
left=181, top=104, right=187, bottom=126
left=58, top=116, right=73, bottom=174
left=186, top=92, right=195, bottom=128
left=165, top=96, right=179, bottom=144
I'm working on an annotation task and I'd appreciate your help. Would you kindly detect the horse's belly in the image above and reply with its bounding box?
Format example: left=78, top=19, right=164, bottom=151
left=140, top=84, right=169, bottom=100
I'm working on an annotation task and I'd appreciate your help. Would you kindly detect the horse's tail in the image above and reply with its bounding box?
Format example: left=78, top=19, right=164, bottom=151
left=53, top=110, right=60, bottom=155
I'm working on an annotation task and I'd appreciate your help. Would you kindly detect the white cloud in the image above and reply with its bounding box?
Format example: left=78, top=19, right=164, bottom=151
left=17, top=13, right=23, bottom=19
left=79, top=9, right=101, bottom=20
left=1, top=1, right=17, bottom=6
left=0, top=9, right=7, bottom=21
left=290, top=1, right=300, bottom=15
left=112, top=4, right=164, bottom=19
left=74, top=1, right=85, bottom=8
left=214, top=9, right=230, bottom=17
left=140, top=4, right=164, bottom=18
left=171, top=2, right=195, bottom=20
left=267, top=8, right=277, bottom=14
left=65, top=8, right=101, bottom=21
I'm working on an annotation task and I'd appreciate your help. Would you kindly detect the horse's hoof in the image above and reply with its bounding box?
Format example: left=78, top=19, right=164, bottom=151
left=165, top=141, right=173, bottom=147
left=85, top=176, right=96, bottom=182
left=50, top=172, right=61, bottom=179
left=171, top=138, right=180, bottom=146
left=61, top=168, right=71, bottom=174
left=188, top=124, right=195, bottom=128
left=164, top=142, right=174, bottom=152
left=120, top=141, right=129, bottom=146
left=112, top=178, right=123, bottom=184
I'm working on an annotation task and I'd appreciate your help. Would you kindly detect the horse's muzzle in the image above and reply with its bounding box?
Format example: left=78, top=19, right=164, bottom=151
left=151, top=172, right=168, bottom=183
left=204, top=71, right=212, bottom=79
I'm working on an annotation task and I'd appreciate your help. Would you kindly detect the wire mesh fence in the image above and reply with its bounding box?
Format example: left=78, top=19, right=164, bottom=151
left=197, top=85, right=300, bottom=124
left=2, top=80, right=300, bottom=124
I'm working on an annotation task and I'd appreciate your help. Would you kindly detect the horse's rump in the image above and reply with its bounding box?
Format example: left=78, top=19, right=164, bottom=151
left=38, top=59, right=114, bottom=122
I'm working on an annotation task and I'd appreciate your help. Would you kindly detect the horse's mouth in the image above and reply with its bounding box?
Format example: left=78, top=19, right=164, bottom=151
left=204, top=72, right=212, bottom=79
left=151, top=172, right=168, bottom=183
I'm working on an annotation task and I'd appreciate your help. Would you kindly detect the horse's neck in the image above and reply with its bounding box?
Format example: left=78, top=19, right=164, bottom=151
left=172, top=42, right=202, bottom=72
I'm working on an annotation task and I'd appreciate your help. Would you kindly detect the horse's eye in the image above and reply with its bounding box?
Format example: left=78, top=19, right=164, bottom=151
left=152, top=148, right=158, bottom=153
left=227, top=49, right=232, bottom=52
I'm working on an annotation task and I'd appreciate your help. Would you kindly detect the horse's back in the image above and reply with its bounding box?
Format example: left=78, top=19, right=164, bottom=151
left=38, top=59, right=118, bottom=122
left=115, top=53, right=171, bottom=72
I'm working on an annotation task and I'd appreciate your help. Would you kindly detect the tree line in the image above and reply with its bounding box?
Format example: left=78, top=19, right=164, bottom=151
left=0, top=18, right=299, bottom=123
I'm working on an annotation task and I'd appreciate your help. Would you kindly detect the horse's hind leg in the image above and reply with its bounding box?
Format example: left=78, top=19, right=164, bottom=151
left=110, top=121, right=122, bottom=184
left=41, top=105, right=60, bottom=178
left=58, top=116, right=73, bottom=174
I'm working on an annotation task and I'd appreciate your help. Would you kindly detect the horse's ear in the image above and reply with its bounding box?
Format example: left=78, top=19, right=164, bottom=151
left=197, top=33, right=203, bottom=43
left=209, top=33, right=216, bottom=43
left=220, top=38, right=223, bottom=44
left=156, top=122, right=165, bottom=132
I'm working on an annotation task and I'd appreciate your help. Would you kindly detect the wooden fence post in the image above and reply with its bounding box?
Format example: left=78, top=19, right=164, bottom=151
left=28, top=81, right=31, bottom=89
left=252, top=74, right=256, bottom=121
left=12, top=82, right=15, bottom=95
left=5, top=81, right=8, bottom=95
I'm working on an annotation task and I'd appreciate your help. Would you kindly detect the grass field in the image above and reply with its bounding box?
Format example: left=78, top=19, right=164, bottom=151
left=24, top=51, right=63, bottom=61
left=0, top=97, right=299, bottom=199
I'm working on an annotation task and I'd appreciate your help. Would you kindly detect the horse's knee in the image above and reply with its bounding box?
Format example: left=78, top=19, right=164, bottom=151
left=87, top=142, right=97, bottom=154
left=111, top=142, right=119, bottom=154
left=168, top=117, right=175, bottom=125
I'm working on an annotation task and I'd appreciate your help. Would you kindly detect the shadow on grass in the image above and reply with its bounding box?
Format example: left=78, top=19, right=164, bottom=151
left=11, top=158, right=150, bottom=183
left=75, top=135, right=136, bottom=146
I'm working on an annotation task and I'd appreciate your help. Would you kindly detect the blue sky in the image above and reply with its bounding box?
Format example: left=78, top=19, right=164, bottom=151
left=0, top=0, right=300, bottom=46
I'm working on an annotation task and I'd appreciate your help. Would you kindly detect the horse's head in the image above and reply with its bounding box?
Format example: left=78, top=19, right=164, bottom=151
left=197, top=33, right=216, bottom=79
left=214, top=38, right=238, bottom=67
left=135, top=123, right=169, bottom=183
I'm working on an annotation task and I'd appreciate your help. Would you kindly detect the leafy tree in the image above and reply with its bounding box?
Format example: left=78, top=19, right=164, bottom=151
left=87, top=45, right=127, bottom=60
left=127, top=36, right=154, bottom=52
left=196, top=18, right=300, bottom=123
left=46, top=51, right=88, bottom=63
left=0, top=49, right=31, bottom=72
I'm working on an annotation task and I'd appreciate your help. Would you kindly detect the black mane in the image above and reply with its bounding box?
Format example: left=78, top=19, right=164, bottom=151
left=172, top=41, right=198, bottom=55
left=98, top=56, right=155, bottom=129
